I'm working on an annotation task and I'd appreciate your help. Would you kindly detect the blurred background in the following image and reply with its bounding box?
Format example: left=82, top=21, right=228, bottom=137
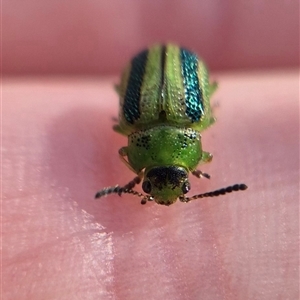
left=3, top=0, right=299, bottom=76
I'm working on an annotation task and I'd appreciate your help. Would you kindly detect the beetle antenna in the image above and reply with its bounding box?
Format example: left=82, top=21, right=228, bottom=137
left=95, top=184, right=152, bottom=205
left=95, top=185, right=122, bottom=198
left=120, top=176, right=142, bottom=192
left=180, top=183, right=248, bottom=203
left=95, top=175, right=142, bottom=199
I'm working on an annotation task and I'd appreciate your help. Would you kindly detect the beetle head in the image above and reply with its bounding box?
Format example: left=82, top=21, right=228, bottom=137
left=142, top=166, right=190, bottom=205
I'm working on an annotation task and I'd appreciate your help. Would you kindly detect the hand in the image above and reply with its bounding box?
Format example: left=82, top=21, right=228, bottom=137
left=3, top=71, right=298, bottom=299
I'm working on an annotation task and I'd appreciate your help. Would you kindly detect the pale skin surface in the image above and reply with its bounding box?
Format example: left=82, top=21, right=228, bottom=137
left=3, top=1, right=299, bottom=74
left=2, top=71, right=299, bottom=299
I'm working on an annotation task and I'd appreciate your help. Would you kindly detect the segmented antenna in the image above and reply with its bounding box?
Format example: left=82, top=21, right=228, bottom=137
left=179, top=184, right=248, bottom=203
left=95, top=185, right=152, bottom=205
left=95, top=183, right=247, bottom=205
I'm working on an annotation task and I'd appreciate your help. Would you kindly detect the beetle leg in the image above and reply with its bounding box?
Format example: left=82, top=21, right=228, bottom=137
left=113, top=125, right=128, bottom=136
left=118, top=147, right=138, bottom=173
left=192, top=170, right=210, bottom=179
left=114, top=84, right=122, bottom=95
left=201, top=151, right=213, bottom=163
left=209, top=81, right=218, bottom=97
left=192, top=152, right=212, bottom=179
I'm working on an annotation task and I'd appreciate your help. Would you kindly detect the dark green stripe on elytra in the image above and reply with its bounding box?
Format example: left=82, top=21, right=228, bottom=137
left=180, top=48, right=204, bottom=122
left=123, top=49, right=149, bottom=124
left=160, top=45, right=167, bottom=93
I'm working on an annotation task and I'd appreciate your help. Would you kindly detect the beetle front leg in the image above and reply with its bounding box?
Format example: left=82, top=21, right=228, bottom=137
left=118, top=147, right=138, bottom=173
left=201, top=151, right=213, bottom=163
left=192, top=170, right=210, bottom=179
left=118, top=147, right=146, bottom=195
left=192, top=151, right=213, bottom=179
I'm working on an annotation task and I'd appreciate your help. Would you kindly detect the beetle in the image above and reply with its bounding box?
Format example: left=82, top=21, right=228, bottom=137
left=95, top=44, right=247, bottom=205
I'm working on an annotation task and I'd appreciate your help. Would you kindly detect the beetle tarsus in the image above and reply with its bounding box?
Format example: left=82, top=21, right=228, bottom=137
left=192, top=170, right=211, bottom=179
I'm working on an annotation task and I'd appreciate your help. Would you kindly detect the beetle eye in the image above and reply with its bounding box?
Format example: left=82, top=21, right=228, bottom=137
left=142, top=181, right=152, bottom=194
left=182, top=182, right=190, bottom=194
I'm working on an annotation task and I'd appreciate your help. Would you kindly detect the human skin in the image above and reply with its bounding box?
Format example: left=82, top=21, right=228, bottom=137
left=2, top=71, right=299, bottom=299
left=3, top=0, right=299, bottom=75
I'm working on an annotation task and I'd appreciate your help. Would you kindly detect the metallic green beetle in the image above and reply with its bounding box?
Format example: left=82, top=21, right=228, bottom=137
left=95, top=44, right=247, bottom=205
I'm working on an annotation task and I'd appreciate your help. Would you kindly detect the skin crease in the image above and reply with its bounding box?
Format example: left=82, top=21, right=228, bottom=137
left=2, top=71, right=299, bottom=299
